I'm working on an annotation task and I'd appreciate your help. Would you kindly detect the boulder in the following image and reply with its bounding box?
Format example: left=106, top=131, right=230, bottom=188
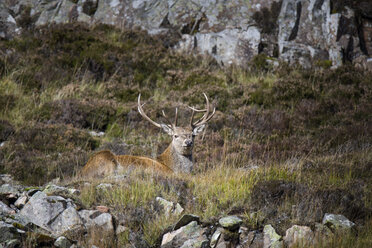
left=283, top=225, right=314, bottom=247
left=161, top=221, right=208, bottom=248
left=322, top=213, right=355, bottom=231
left=19, top=191, right=84, bottom=237
left=0, top=4, right=19, bottom=40
left=263, top=225, right=283, bottom=248
left=219, top=216, right=243, bottom=231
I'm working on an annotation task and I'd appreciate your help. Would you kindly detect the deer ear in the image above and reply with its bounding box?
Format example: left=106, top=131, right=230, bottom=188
left=161, top=124, right=174, bottom=135
left=193, top=124, right=205, bottom=136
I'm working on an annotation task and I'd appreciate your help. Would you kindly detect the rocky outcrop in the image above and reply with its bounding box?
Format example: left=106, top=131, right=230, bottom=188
left=1, top=0, right=371, bottom=69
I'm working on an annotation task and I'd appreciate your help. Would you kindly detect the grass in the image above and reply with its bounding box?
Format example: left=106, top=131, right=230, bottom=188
left=0, top=23, right=371, bottom=247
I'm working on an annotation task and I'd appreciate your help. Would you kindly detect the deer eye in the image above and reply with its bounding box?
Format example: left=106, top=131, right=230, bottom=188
left=174, top=135, right=179, bottom=138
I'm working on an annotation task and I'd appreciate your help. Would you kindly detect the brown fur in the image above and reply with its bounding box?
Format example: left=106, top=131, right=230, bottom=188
left=80, top=146, right=174, bottom=178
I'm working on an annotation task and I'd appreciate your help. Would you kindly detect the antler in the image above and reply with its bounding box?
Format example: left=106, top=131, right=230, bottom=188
left=188, top=93, right=216, bottom=128
left=138, top=94, right=179, bottom=128
left=138, top=94, right=163, bottom=128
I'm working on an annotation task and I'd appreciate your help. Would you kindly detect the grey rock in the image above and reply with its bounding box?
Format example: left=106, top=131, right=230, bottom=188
left=14, top=194, right=28, bottom=208
left=54, top=236, right=72, bottom=248
left=283, top=225, right=314, bottom=248
left=0, top=5, right=19, bottom=40
left=219, top=216, right=243, bottom=231
left=79, top=209, right=114, bottom=233
left=210, top=227, right=222, bottom=248
left=161, top=221, right=208, bottom=248
left=156, top=197, right=184, bottom=217
left=43, top=184, right=80, bottom=196
left=0, top=183, right=23, bottom=197
left=322, top=213, right=355, bottom=231
left=263, top=225, right=283, bottom=248
left=19, top=191, right=83, bottom=237
left=174, top=214, right=200, bottom=230
left=0, top=201, right=15, bottom=215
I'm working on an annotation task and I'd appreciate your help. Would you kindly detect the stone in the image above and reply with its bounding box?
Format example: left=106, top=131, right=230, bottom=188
left=19, top=191, right=84, bottom=237
left=0, top=4, right=19, bottom=40
left=79, top=210, right=114, bottom=233
left=263, top=225, right=283, bottom=248
left=0, top=201, right=15, bottom=215
left=322, top=213, right=355, bottom=231
left=43, top=184, right=80, bottom=196
left=54, top=236, right=72, bottom=248
left=161, top=221, right=208, bottom=248
left=210, top=228, right=222, bottom=248
left=0, top=183, right=22, bottom=197
left=156, top=197, right=184, bottom=217
left=14, top=194, right=28, bottom=208
left=239, top=228, right=257, bottom=248
left=218, top=216, right=243, bottom=231
left=174, top=214, right=200, bottom=230
left=283, top=225, right=314, bottom=248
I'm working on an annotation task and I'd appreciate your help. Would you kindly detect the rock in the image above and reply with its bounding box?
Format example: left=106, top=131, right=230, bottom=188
left=161, top=221, right=208, bottom=248
left=54, top=236, right=72, bottom=248
left=263, top=225, right=283, bottom=248
left=14, top=194, right=28, bottom=208
left=0, top=183, right=23, bottom=197
left=43, top=184, right=80, bottom=196
left=174, top=214, right=200, bottom=230
left=210, top=227, right=223, bottom=248
left=283, top=225, right=314, bottom=248
left=4, top=239, right=21, bottom=248
left=238, top=227, right=256, bottom=248
left=0, top=4, right=19, bottom=40
left=156, top=197, right=184, bottom=217
left=322, top=213, right=355, bottom=231
left=0, top=221, right=24, bottom=243
left=0, top=201, right=15, bottom=215
left=79, top=210, right=114, bottom=233
left=218, top=216, right=243, bottom=231
left=178, top=26, right=261, bottom=66
left=19, top=191, right=84, bottom=237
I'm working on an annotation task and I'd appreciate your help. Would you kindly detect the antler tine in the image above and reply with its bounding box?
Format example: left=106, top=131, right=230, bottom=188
left=191, top=93, right=214, bottom=127
left=189, top=108, right=195, bottom=127
left=174, top=107, right=178, bottom=126
left=137, top=94, right=162, bottom=128
left=161, top=110, right=173, bottom=127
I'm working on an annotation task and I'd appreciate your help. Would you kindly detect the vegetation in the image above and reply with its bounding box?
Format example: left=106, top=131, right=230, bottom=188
left=0, top=23, right=371, bottom=247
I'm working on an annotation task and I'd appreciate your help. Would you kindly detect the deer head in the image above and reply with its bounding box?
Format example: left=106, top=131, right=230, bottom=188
left=138, top=93, right=215, bottom=156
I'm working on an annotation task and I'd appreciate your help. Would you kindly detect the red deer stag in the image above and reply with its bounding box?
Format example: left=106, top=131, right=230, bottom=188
left=80, top=93, right=215, bottom=177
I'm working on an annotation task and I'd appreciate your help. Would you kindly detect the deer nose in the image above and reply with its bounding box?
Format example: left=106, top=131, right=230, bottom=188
left=184, top=139, right=193, bottom=147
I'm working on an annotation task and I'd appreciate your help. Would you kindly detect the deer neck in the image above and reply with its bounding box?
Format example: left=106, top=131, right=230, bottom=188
left=156, top=144, right=193, bottom=173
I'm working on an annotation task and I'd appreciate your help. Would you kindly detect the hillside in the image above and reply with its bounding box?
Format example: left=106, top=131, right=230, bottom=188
left=0, top=23, right=371, bottom=247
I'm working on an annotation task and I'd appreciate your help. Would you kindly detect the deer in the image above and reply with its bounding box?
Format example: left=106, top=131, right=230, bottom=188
left=80, top=93, right=215, bottom=178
